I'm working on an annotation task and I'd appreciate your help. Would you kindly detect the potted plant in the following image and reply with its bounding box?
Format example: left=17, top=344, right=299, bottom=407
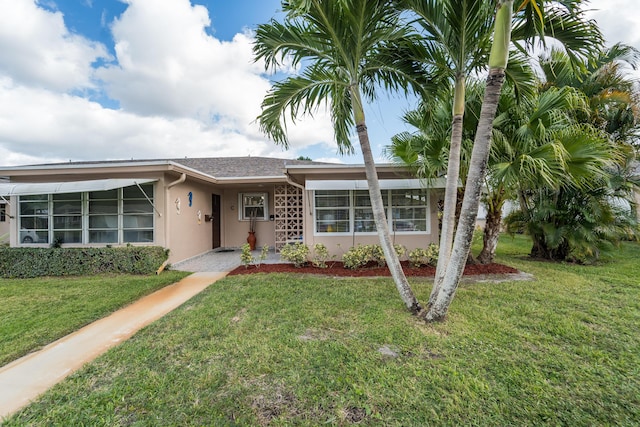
left=247, top=209, right=257, bottom=250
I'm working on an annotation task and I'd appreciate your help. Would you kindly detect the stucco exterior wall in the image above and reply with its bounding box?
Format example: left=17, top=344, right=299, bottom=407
left=164, top=179, right=216, bottom=264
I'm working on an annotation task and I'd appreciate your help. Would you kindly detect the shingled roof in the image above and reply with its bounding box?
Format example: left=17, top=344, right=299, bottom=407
left=3, top=156, right=334, bottom=178
left=172, top=156, right=332, bottom=178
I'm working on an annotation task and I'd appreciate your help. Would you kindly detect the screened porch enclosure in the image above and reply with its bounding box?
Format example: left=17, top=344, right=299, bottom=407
left=17, top=183, right=155, bottom=245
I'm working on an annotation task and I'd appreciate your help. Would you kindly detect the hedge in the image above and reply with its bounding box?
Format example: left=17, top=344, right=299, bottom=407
left=0, top=246, right=169, bottom=278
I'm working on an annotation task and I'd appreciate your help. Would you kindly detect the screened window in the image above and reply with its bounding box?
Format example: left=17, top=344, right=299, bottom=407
left=53, top=193, right=82, bottom=243
left=239, top=193, right=268, bottom=221
left=18, top=184, right=155, bottom=245
left=0, top=203, right=5, bottom=222
left=314, top=188, right=429, bottom=234
left=89, top=189, right=118, bottom=243
left=123, top=184, right=154, bottom=242
left=19, top=195, right=49, bottom=244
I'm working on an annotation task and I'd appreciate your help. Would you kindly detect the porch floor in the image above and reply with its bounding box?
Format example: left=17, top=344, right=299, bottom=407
left=172, top=248, right=285, bottom=273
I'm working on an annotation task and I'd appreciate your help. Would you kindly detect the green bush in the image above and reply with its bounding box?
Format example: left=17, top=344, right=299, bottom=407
left=408, top=244, right=439, bottom=268
left=239, top=243, right=255, bottom=268
left=342, top=244, right=385, bottom=269
left=311, top=243, right=333, bottom=268
left=279, top=242, right=309, bottom=267
left=0, top=246, right=169, bottom=278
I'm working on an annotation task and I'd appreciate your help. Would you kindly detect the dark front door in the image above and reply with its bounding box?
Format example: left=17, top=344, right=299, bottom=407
left=212, top=194, right=221, bottom=249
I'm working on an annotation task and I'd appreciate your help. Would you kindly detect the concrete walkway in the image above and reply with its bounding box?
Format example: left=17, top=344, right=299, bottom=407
left=0, top=272, right=226, bottom=420
left=173, top=248, right=283, bottom=272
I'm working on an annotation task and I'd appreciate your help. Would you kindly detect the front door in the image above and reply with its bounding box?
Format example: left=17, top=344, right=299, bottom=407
left=212, top=194, right=221, bottom=249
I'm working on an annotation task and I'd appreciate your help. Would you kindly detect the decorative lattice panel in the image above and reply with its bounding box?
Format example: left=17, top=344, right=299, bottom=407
left=274, top=184, right=304, bottom=251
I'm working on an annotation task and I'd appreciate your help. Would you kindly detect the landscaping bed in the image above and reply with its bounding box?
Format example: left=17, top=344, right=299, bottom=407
left=228, top=261, right=519, bottom=277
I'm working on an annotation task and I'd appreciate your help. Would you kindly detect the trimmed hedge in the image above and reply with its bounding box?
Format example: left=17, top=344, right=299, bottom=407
left=0, top=246, right=169, bottom=278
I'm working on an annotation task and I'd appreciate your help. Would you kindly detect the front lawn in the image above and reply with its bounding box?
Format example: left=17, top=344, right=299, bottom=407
left=0, top=271, right=189, bottom=367
left=5, top=235, right=640, bottom=425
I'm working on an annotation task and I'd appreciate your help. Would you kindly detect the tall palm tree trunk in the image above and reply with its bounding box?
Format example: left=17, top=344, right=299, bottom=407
left=426, top=0, right=513, bottom=322
left=352, top=88, right=423, bottom=315
left=431, top=75, right=465, bottom=306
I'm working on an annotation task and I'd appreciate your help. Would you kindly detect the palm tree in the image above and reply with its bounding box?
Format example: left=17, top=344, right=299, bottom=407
left=253, top=0, right=427, bottom=315
left=477, top=85, right=582, bottom=263
left=402, top=0, right=495, bottom=302
left=504, top=126, right=627, bottom=262
left=399, top=0, right=602, bottom=314
left=425, top=0, right=603, bottom=321
left=540, top=43, right=640, bottom=146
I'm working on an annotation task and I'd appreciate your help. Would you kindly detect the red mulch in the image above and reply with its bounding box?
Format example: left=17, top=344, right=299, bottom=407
left=228, top=261, right=519, bottom=277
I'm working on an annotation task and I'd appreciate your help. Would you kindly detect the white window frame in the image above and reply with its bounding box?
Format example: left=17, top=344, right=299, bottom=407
left=312, top=189, right=430, bottom=236
left=17, top=184, right=155, bottom=246
left=238, top=192, right=269, bottom=221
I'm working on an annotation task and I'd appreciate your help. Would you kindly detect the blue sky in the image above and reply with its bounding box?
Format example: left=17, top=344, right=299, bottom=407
left=0, top=0, right=637, bottom=166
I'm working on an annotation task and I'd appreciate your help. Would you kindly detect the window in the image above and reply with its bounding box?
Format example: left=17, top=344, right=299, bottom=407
left=53, top=193, right=82, bottom=243
left=314, top=189, right=429, bottom=234
left=239, top=193, right=268, bottom=221
left=390, top=189, right=428, bottom=232
left=123, top=185, right=154, bottom=242
left=18, top=184, right=155, bottom=245
left=89, top=189, right=118, bottom=243
left=315, top=190, right=350, bottom=232
left=19, top=195, right=49, bottom=244
left=0, top=203, right=5, bottom=222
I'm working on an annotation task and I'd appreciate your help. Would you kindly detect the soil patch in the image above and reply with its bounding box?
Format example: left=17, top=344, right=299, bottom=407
left=228, top=261, right=519, bottom=277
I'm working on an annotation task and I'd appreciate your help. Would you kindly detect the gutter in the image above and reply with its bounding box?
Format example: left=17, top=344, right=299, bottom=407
left=166, top=173, right=186, bottom=188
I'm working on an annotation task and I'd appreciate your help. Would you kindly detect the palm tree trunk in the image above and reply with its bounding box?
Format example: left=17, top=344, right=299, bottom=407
left=477, top=191, right=505, bottom=264
left=426, top=0, right=513, bottom=322
left=431, top=75, right=465, bottom=307
left=352, top=87, right=423, bottom=315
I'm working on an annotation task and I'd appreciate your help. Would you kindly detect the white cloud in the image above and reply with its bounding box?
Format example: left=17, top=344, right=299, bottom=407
left=0, top=75, right=335, bottom=165
left=586, top=0, right=640, bottom=79
left=0, top=0, right=338, bottom=166
left=0, top=0, right=109, bottom=91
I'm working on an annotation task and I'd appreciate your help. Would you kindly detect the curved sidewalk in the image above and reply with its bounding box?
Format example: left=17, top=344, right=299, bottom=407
left=0, top=272, right=226, bottom=420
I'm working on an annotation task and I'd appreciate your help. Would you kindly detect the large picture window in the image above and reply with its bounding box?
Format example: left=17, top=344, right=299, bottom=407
left=314, top=189, right=429, bottom=234
left=18, top=184, right=154, bottom=245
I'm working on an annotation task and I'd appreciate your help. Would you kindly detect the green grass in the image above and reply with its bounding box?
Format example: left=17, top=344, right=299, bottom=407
left=4, top=236, right=640, bottom=425
left=0, top=271, right=189, bottom=367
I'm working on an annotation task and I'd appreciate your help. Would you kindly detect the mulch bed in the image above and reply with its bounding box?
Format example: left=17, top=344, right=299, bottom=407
left=228, top=261, right=519, bottom=277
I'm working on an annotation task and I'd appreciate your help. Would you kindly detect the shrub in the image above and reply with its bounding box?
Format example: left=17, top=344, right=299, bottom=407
left=240, top=243, right=255, bottom=268
left=240, top=244, right=270, bottom=268
left=394, top=244, right=407, bottom=260
left=311, top=243, right=333, bottom=268
left=342, top=244, right=386, bottom=269
left=279, top=242, right=309, bottom=267
left=408, top=244, right=439, bottom=268
left=0, top=246, right=168, bottom=278
left=259, top=245, right=270, bottom=265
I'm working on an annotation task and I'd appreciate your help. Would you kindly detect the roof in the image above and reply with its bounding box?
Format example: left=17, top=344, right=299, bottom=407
left=172, top=157, right=331, bottom=178
left=0, top=157, right=335, bottom=179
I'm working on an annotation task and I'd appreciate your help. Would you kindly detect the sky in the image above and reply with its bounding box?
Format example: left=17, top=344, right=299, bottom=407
left=0, top=0, right=639, bottom=167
